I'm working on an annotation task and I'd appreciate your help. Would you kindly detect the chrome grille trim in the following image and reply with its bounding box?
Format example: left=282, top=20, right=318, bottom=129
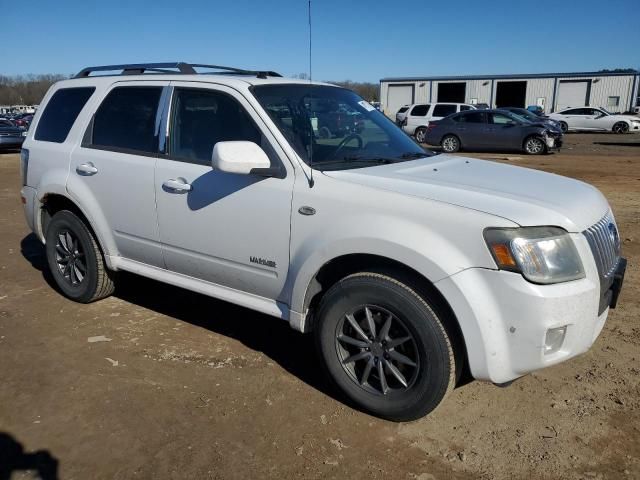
left=583, top=211, right=621, bottom=279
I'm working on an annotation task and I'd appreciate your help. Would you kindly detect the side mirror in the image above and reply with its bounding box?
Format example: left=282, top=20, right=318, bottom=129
left=212, top=141, right=277, bottom=177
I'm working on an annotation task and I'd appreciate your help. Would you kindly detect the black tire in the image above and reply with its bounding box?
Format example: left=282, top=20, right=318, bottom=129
left=45, top=210, right=115, bottom=303
left=523, top=135, right=547, bottom=155
left=441, top=134, right=460, bottom=153
left=612, top=121, right=629, bottom=134
left=315, top=272, right=455, bottom=421
left=414, top=127, right=427, bottom=144
left=559, top=121, right=568, bottom=133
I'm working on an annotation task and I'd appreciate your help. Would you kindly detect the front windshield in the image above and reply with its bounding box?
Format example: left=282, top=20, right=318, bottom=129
left=508, top=112, right=532, bottom=123
left=252, top=84, right=435, bottom=171
left=514, top=109, right=538, bottom=121
left=599, top=108, right=611, bottom=115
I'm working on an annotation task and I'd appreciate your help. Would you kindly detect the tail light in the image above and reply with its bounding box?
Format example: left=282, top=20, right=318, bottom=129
left=20, top=148, right=29, bottom=186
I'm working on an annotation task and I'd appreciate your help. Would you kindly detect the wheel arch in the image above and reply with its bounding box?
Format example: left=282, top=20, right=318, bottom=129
left=297, top=252, right=468, bottom=377
left=38, top=192, right=117, bottom=270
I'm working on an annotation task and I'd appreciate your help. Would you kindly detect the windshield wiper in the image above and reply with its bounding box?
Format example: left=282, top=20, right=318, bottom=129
left=399, top=151, right=432, bottom=159
left=315, top=156, right=398, bottom=169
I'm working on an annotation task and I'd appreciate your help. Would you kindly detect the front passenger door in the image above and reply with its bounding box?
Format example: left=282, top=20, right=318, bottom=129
left=154, top=84, right=293, bottom=301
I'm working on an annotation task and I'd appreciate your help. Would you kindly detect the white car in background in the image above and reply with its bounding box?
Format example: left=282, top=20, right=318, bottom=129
left=549, top=107, right=640, bottom=134
left=400, top=103, right=476, bottom=142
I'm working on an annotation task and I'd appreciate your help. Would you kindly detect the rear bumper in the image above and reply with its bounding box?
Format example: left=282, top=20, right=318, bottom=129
left=20, top=186, right=38, bottom=234
left=435, top=233, right=613, bottom=383
left=0, top=136, right=24, bottom=149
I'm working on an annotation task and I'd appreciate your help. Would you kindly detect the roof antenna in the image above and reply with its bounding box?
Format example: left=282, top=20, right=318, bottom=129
left=307, top=0, right=315, bottom=188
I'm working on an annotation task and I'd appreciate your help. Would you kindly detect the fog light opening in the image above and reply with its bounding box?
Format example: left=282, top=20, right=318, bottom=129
left=544, top=326, right=567, bottom=355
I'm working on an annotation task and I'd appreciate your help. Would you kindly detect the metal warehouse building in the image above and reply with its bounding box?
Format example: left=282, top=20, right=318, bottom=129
left=380, top=71, right=640, bottom=117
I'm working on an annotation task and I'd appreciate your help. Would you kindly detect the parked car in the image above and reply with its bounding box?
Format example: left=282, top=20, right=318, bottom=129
left=424, top=109, right=562, bottom=154
left=0, top=120, right=26, bottom=150
left=401, top=102, right=476, bottom=142
left=526, top=105, right=545, bottom=116
left=21, top=62, right=625, bottom=421
left=395, top=105, right=410, bottom=125
left=308, top=99, right=364, bottom=138
left=548, top=107, right=640, bottom=134
left=500, top=107, right=562, bottom=130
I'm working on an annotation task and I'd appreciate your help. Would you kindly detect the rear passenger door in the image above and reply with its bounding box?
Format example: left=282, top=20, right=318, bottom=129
left=452, top=111, right=486, bottom=148
left=70, top=82, right=167, bottom=267
left=431, top=104, right=457, bottom=122
left=153, top=82, right=293, bottom=300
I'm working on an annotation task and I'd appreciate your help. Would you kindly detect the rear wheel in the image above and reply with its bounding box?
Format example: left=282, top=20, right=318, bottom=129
left=315, top=272, right=455, bottom=421
left=414, top=127, right=427, bottom=143
left=45, top=210, right=115, bottom=303
left=559, top=121, right=568, bottom=133
left=612, top=122, right=629, bottom=134
left=441, top=134, right=460, bottom=153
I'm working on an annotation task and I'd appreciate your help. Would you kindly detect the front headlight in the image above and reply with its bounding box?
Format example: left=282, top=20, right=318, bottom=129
left=484, top=226, right=585, bottom=284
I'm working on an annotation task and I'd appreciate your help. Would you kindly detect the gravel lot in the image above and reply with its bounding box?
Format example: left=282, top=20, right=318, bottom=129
left=0, top=132, right=638, bottom=479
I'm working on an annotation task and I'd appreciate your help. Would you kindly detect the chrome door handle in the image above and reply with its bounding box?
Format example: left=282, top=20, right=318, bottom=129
left=76, top=162, right=98, bottom=176
left=162, top=178, right=192, bottom=193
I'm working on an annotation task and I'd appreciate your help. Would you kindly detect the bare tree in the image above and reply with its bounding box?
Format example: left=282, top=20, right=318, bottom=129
left=0, top=74, right=68, bottom=105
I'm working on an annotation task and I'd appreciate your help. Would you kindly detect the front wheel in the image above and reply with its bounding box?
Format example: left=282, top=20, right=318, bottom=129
left=612, top=122, right=629, bottom=134
left=315, top=272, right=455, bottom=421
left=524, top=136, right=546, bottom=155
left=559, top=121, right=568, bottom=133
left=45, top=210, right=115, bottom=303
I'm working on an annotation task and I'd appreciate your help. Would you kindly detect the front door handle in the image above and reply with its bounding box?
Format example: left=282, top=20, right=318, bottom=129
left=76, top=162, right=98, bottom=176
left=162, top=178, right=192, bottom=193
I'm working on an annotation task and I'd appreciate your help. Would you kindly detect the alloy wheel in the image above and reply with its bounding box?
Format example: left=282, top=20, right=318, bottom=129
left=335, top=305, right=419, bottom=396
left=525, top=137, right=544, bottom=154
left=442, top=136, right=458, bottom=152
left=54, top=229, right=87, bottom=286
left=613, top=122, right=629, bottom=134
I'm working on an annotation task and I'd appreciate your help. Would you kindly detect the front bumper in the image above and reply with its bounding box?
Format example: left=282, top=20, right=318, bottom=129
left=435, top=233, right=621, bottom=383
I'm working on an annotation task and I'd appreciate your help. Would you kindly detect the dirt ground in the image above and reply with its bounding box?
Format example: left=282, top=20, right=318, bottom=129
left=0, top=133, right=638, bottom=480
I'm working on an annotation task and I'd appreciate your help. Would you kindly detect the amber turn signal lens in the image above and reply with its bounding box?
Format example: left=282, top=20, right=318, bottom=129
left=491, top=244, right=517, bottom=268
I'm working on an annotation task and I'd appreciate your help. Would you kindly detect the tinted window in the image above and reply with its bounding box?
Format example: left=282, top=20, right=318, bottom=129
left=459, top=105, right=472, bottom=111
left=489, top=113, right=515, bottom=125
left=433, top=104, right=457, bottom=117
left=562, top=108, right=586, bottom=115
left=410, top=104, right=430, bottom=116
left=458, top=112, right=485, bottom=123
left=168, top=88, right=262, bottom=165
left=91, top=86, right=163, bottom=153
left=35, top=87, right=95, bottom=143
left=397, top=106, right=409, bottom=113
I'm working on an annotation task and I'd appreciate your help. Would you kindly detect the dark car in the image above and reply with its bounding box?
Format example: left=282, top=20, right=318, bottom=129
left=0, top=119, right=26, bottom=151
left=310, top=100, right=364, bottom=138
left=500, top=107, right=561, bottom=131
left=424, top=109, right=562, bottom=155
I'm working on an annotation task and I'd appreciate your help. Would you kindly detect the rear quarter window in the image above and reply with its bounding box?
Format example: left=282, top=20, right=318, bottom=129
left=35, top=87, right=95, bottom=143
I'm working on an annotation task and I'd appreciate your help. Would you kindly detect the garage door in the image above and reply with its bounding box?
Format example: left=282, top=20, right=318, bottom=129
left=386, top=84, right=414, bottom=117
left=557, top=80, right=590, bottom=110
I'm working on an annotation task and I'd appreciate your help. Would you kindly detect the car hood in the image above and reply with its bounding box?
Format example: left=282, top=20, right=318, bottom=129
left=323, top=155, right=609, bottom=232
left=0, top=126, right=22, bottom=134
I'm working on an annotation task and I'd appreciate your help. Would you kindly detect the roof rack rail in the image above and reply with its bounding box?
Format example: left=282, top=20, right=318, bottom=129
left=74, top=62, right=282, bottom=79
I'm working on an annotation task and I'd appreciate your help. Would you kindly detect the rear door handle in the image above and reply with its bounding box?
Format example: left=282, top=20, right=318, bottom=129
left=162, top=178, right=192, bottom=193
left=76, top=162, right=98, bottom=176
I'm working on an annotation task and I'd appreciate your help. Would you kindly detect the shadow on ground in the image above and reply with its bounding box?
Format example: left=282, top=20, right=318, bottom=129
left=593, top=141, right=640, bottom=147
left=0, top=432, right=59, bottom=480
left=19, top=233, right=347, bottom=406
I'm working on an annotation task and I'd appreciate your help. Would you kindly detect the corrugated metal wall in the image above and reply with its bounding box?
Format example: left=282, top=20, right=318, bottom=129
left=381, top=74, right=639, bottom=116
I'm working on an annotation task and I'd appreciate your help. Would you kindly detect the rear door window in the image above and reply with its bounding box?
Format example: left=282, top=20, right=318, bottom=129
left=433, top=104, right=457, bottom=117
left=35, top=87, right=95, bottom=143
left=89, top=86, right=163, bottom=154
left=410, top=104, right=430, bottom=116
left=458, top=112, right=486, bottom=123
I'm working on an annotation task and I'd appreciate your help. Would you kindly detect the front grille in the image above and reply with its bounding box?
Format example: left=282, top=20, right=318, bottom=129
left=583, top=211, right=621, bottom=279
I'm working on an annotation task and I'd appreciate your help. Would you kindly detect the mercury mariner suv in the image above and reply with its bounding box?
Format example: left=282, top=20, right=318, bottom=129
left=21, top=62, right=626, bottom=421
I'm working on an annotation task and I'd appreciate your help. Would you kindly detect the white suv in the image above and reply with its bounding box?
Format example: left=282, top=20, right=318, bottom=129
left=401, top=102, right=476, bottom=142
left=21, top=62, right=626, bottom=421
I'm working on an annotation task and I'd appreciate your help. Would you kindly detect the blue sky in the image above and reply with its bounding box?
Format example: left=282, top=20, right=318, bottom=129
left=1, top=0, right=638, bottom=81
